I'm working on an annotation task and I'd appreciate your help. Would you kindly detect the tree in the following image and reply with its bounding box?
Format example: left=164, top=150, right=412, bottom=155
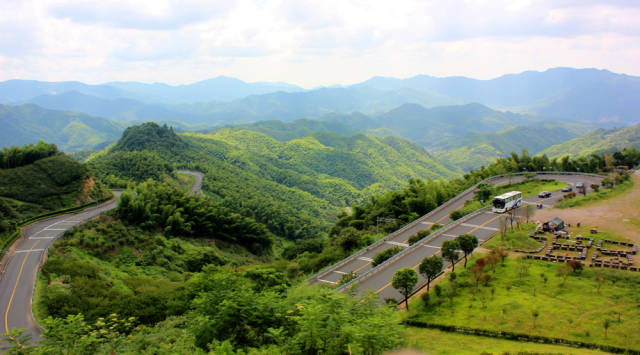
left=590, top=183, right=600, bottom=192
left=557, top=263, right=573, bottom=286
left=474, top=183, right=494, bottom=202
left=441, top=240, right=460, bottom=272
left=523, top=204, right=535, bottom=223
left=470, top=258, right=487, bottom=292
left=392, top=268, right=418, bottom=310
left=517, top=256, right=530, bottom=281
left=532, top=309, right=539, bottom=328
left=604, top=319, right=611, bottom=338
left=455, top=234, right=478, bottom=268
left=419, top=255, right=443, bottom=292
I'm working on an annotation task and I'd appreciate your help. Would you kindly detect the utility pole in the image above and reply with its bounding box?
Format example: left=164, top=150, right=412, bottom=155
left=376, top=217, right=396, bottom=239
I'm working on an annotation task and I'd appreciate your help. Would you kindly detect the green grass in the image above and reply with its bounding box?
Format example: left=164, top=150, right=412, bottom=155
left=495, top=178, right=567, bottom=198
left=176, top=172, right=196, bottom=193
left=555, top=180, right=633, bottom=209
left=405, top=326, right=612, bottom=355
left=484, top=222, right=541, bottom=251
left=407, top=254, right=640, bottom=351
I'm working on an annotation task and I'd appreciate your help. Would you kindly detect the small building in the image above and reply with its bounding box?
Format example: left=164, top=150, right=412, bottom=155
left=543, top=217, right=565, bottom=232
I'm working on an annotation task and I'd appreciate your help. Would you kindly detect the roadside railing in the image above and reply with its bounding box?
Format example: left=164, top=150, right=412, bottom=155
left=0, top=191, right=121, bottom=281
left=307, top=171, right=605, bottom=285
left=337, top=206, right=491, bottom=292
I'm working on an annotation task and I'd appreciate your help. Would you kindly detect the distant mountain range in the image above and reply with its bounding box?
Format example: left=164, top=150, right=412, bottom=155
left=2, top=68, right=638, bottom=126
left=0, top=104, right=121, bottom=151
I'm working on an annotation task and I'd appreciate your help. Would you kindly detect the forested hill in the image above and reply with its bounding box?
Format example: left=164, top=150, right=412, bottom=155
left=542, top=123, right=640, bottom=159
left=89, top=123, right=459, bottom=241
left=432, top=122, right=591, bottom=171
left=0, top=141, right=110, bottom=235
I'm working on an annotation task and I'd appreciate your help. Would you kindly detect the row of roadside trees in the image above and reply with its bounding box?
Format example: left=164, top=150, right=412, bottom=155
left=392, top=234, right=479, bottom=309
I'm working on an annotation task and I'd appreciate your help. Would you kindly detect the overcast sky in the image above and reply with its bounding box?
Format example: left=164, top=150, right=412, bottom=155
left=1, top=0, right=639, bottom=88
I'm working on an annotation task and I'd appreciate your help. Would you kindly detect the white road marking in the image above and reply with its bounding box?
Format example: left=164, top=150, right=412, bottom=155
left=358, top=257, right=373, bottom=262
left=422, top=245, right=441, bottom=249
left=386, top=241, right=409, bottom=248
left=29, top=237, right=55, bottom=240
left=43, top=228, right=67, bottom=231
left=318, top=279, right=338, bottom=285
left=15, top=249, right=45, bottom=253
left=333, top=270, right=347, bottom=275
left=441, top=234, right=457, bottom=238
left=420, top=221, right=434, bottom=225
left=460, top=223, right=499, bottom=231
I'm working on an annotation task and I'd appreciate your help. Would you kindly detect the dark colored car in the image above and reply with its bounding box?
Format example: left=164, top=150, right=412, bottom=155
left=538, top=191, right=552, bottom=198
left=561, top=185, right=573, bottom=192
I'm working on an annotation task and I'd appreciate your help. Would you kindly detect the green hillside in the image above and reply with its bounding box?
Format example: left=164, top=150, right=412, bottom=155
left=433, top=123, right=591, bottom=170
left=0, top=104, right=122, bottom=151
left=0, top=142, right=110, bottom=240
left=89, top=123, right=459, bottom=242
left=542, top=123, right=640, bottom=158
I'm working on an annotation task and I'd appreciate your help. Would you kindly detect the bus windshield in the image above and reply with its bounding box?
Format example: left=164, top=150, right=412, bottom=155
left=492, top=198, right=505, bottom=209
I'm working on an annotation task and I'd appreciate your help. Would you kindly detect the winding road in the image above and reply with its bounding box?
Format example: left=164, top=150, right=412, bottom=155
left=0, top=170, right=203, bottom=342
left=308, top=172, right=603, bottom=302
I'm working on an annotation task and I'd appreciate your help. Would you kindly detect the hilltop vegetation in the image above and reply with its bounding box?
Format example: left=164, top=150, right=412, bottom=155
left=89, top=123, right=459, bottom=244
left=0, top=142, right=109, bottom=239
left=543, top=123, right=640, bottom=159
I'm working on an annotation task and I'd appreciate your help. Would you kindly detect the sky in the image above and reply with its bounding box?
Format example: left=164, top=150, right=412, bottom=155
left=0, top=0, right=639, bottom=88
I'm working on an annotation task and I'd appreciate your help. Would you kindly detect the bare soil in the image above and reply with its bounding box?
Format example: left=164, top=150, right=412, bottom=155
left=534, top=171, right=640, bottom=244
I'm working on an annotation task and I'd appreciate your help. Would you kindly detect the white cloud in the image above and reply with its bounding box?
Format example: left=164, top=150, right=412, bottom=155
left=0, top=0, right=638, bottom=87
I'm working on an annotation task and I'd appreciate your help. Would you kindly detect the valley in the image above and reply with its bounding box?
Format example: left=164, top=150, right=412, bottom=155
left=1, top=69, right=640, bottom=355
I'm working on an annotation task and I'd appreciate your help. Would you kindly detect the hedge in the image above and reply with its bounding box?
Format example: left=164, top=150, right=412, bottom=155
left=403, top=319, right=639, bottom=354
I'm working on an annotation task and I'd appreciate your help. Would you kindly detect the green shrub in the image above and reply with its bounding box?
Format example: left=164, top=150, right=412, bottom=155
left=408, top=230, right=431, bottom=245
left=372, top=246, right=402, bottom=266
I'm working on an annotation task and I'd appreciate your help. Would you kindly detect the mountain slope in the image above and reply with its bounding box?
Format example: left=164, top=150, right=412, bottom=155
left=0, top=104, right=122, bottom=151
left=542, top=123, right=640, bottom=158
left=90, top=123, right=459, bottom=241
left=432, top=123, right=591, bottom=170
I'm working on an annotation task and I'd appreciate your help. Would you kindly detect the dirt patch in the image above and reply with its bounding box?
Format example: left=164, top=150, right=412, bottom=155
left=534, top=171, right=640, bottom=244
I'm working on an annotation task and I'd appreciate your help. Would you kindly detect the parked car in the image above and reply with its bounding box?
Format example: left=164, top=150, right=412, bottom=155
left=538, top=191, right=552, bottom=198
left=576, top=182, right=584, bottom=189
left=561, top=185, right=573, bottom=192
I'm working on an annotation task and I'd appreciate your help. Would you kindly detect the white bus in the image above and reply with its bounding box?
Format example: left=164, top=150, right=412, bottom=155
left=492, top=191, right=522, bottom=213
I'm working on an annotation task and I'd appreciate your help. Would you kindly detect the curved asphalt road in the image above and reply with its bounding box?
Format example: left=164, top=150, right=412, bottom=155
left=309, top=173, right=603, bottom=302
left=0, top=170, right=203, bottom=342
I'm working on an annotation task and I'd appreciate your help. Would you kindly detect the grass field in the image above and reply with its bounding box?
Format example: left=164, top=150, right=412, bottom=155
left=404, top=326, right=612, bottom=355
left=556, top=180, right=633, bottom=209
left=495, top=179, right=567, bottom=198
left=407, top=254, right=640, bottom=352
left=484, top=222, right=541, bottom=251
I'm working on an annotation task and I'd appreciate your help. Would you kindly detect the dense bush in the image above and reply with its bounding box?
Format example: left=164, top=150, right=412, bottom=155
left=0, top=141, right=58, bottom=169
left=116, top=181, right=274, bottom=255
